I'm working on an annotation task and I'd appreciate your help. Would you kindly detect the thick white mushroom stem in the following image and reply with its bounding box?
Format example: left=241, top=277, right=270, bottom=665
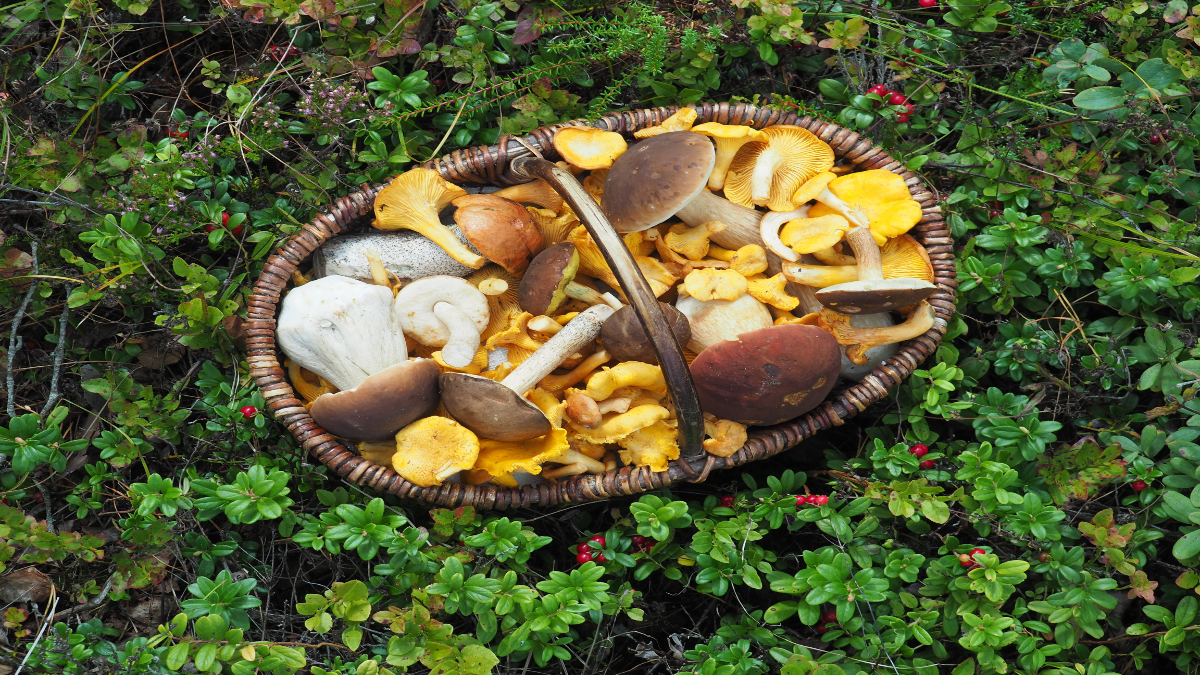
left=674, top=189, right=764, bottom=251
left=844, top=227, right=885, bottom=282
left=814, top=189, right=869, bottom=229
left=760, top=204, right=811, bottom=262
left=500, top=304, right=615, bottom=396
left=433, top=302, right=483, bottom=368
left=542, top=448, right=607, bottom=479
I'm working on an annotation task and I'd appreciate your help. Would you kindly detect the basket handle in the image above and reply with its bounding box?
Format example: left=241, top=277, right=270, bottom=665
left=511, top=156, right=705, bottom=462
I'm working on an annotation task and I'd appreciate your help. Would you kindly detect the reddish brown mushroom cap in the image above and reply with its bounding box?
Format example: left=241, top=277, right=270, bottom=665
left=452, top=194, right=545, bottom=275
left=690, top=324, right=840, bottom=426
left=519, top=242, right=580, bottom=316
left=310, top=359, right=441, bottom=441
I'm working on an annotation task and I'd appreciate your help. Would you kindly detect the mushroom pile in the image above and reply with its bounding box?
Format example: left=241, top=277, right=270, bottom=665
left=275, top=110, right=939, bottom=490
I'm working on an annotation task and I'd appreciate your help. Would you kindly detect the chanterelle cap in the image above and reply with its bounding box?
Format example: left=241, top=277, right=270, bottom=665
left=602, top=132, right=716, bottom=233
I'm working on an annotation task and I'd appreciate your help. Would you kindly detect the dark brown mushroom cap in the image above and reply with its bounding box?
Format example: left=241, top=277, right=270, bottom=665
left=690, top=324, right=840, bottom=426
left=518, top=242, right=580, bottom=316
left=814, top=278, right=936, bottom=315
left=439, top=372, right=553, bottom=441
left=310, top=359, right=440, bottom=441
left=600, top=303, right=692, bottom=364
left=602, top=132, right=716, bottom=233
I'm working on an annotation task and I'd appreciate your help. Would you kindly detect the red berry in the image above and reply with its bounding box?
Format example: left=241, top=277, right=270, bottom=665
left=988, top=210, right=1001, bottom=219
left=576, top=551, right=592, bottom=564
left=593, top=552, right=607, bottom=563
left=913, top=48, right=923, bottom=54
left=820, top=609, right=838, bottom=624
left=433, top=78, right=445, bottom=86
left=919, top=0, right=937, bottom=6
left=815, top=623, right=830, bottom=634
left=814, top=495, right=829, bottom=506
left=204, top=224, right=217, bottom=232
left=1037, top=552, right=1051, bottom=563
left=577, top=542, right=589, bottom=553
left=889, top=93, right=907, bottom=105
left=970, top=547, right=986, bottom=558
left=33, top=493, right=43, bottom=504
left=866, top=84, right=887, bottom=95
left=719, top=495, right=735, bottom=507
left=896, top=114, right=910, bottom=123
left=589, top=534, right=606, bottom=547
left=222, top=212, right=230, bottom=227
left=1149, top=133, right=1162, bottom=146
left=919, top=460, right=934, bottom=469
left=230, top=225, right=243, bottom=237
left=1132, top=479, right=1148, bottom=491
left=631, top=535, right=647, bottom=547
left=795, top=495, right=806, bottom=507
left=903, top=102, right=916, bottom=113
left=909, top=444, right=929, bottom=458
left=239, top=405, right=257, bottom=419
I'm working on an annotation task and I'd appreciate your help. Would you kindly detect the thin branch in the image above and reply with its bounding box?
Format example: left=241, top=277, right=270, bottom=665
left=38, top=302, right=70, bottom=418
left=7, top=241, right=38, bottom=419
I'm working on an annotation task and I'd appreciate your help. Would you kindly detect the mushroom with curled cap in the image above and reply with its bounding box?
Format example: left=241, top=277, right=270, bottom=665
left=600, top=132, right=766, bottom=251
left=664, top=221, right=726, bottom=261
left=810, top=300, right=937, bottom=366
left=276, top=276, right=440, bottom=440
left=391, top=416, right=480, bottom=487
left=492, top=179, right=565, bottom=212
left=802, top=171, right=934, bottom=314
left=373, top=167, right=484, bottom=269
left=702, top=414, right=748, bottom=458
left=617, top=421, right=680, bottom=471
left=472, top=428, right=570, bottom=486
left=682, top=268, right=748, bottom=302
left=689, top=323, right=842, bottom=426
left=633, top=107, right=698, bottom=138
left=690, top=123, right=764, bottom=191
left=440, top=304, right=615, bottom=441
left=724, top=126, right=836, bottom=213
left=675, top=292, right=773, bottom=353
left=396, top=276, right=491, bottom=369
left=600, top=303, right=691, bottom=365
left=519, top=243, right=622, bottom=316
left=553, top=127, right=628, bottom=170
left=782, top=235, right=933, bottom=288
left=452, top=194, right=545, bottom=276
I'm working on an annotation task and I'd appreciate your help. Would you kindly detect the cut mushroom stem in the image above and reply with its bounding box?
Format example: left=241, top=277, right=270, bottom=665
left=564, top=280, right=610, bottom=307
left=528, top=315, right=563, bottom=336
left=541, top=448, right=607, bottom=479
left=478, top=278, right=509, bottom=296
left=433, top=301, right=484, bottom=368
left=503, top=305, right=614, bottom=395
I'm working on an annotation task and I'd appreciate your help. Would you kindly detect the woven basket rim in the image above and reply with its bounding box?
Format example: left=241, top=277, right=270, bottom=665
left=246, top=102, right=959, bottom=509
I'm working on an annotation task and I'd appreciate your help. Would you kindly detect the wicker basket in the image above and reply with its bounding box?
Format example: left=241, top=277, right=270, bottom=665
left=246, top=102, right=958, bottom=509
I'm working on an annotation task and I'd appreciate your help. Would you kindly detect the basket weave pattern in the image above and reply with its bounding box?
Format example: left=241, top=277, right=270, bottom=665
left=246, top=102, right=958, bottom=508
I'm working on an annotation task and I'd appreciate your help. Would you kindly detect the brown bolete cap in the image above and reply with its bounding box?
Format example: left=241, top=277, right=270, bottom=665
left=602, top=132, right=716, bottom=233
left=601, top=303, right=691, bottom=364
left=814, top=277, right=936, bottom=315
left=519, top=243, right=579, bottom=316
left=439, top=373, right=553, bottom=442
left=452, top=194, right=545, bottom=276
left=310, top=359, right=441, bottom=441
left=690, top=324, right=840, bottom=426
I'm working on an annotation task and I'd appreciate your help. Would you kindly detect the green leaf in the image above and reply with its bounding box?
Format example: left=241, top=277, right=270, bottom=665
left=1174, top=529, right=1200, bottom=562
left=166, top=641, right=191, bottom=670
left=1073, top=87, right=1125, bottom=110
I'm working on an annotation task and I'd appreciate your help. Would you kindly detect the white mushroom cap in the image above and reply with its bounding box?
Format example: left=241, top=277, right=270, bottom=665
left=675, top=293, right=773, bottom=353
left=396, top=276, right=490, bottom=367
left=277, top=275, right=409, bottom=391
